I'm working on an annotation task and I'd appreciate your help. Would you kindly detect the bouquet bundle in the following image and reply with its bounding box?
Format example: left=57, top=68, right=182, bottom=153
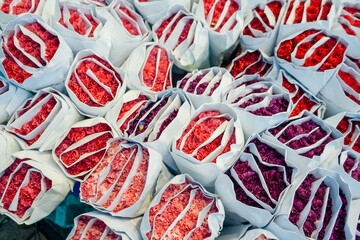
left=0, top=14, right=73, bottom=91
left=140, top=174, right=225, bottom=240
left=177, top=67, right=233, bottom=108
left=229, top=50, right=276, bottom=80
left=65, top=50, right=125, bottom=117
left=123, top=42, right=173, bottom=95
left=53, top=118, right=117, bottom=181
left=152, top=5, right=209, bottom=72
left=107, top=0, right=151, bottom=66
left=223, top=75, right=291, bottom=138
left=5, top=88, right=82, bottom=151
left=276, top=70, right=325, bottom=118
left=241, top=0, right=286, bottom=55
left=134, top=0, right=191, bottom=25
left=107, top=89, right=194, bottom=172
left=0, top=151, right=71, bottom=224
left=262, top=111, right=343, bottom=167
left=194, top=0, right=243, bottom=66
left=216, top=134, right=296, bottom=227
left=67, top=211, right=141, bottom=240
left=319, top=59, right=360, bottom=115
left=0, top=78, right=32, bottom=124
left=276, top=28, right=348, bottom=94
left=267, top=168, right=358, bottom=240
left=80, top=137, right=171, bottom=217
left=42, top=0, right=116, bottom=55
left=171, top=103, right=244, bottom=187
left=217, top=224, right=279, bottom=240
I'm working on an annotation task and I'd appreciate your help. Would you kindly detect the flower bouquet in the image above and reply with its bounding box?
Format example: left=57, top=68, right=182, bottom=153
left=0, top=0, right=45, bottom=29
left=107, top=0, right=151, bottom=66
left=262, top=111, right=343, bottom=168
left=276, top=70, right=326, bottom=118
left=52, top=117, right=117, bottom=181
left=80, top=137, right=171, bottom=217
left=319, top=61, right=360, bottom=115
left=107, top=89, right=194, bottom=172
left=152, top=4, right=209, bottom=72
left=134, top=0, right=191, bottom=25
left=276, top=28, right=348, bottom=94
left=216, top=134, right=297, bottom=227
left=228, top=50, right=277, bottom=80
left=65, top=50, right=126, bottom=117
left=223, top=75, right=291, bottom=138
left=241, top=0, right=286, bottom=55
left=67, top=211, right=142, bottom=240
left=194, top=0, right=243, bottom=66
left=0, top=14, right=73, bottom=91
left=123, top=42, right=173, bottom=95
left=42, top=0, right=116, bottom=56
left=332, top=3, right=360, bottom=58
left=217, top=224, right=279, bottom=240
left=171, top=103, right=244, bottom=187
left=177, top=67, right=233, bottom=109
left=140, top=174, right=225, bottom=240
left=0, top=150, right=72, bottom=224
left=5, top=88, right=82, bottom=151
left=325, top=112, right=360, bottom=153
left=267, top=168, right=358, bottom=240
left=277, top=0, right=338, bottom=43
left=0, top=78, right=32, bottom=124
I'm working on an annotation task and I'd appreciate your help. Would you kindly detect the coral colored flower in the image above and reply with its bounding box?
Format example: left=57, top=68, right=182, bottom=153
left=1, top=0, right=40, bottom=15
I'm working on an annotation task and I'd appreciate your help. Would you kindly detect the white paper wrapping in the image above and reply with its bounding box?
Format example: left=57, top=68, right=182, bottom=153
left=133, top=0, right=191, bottom=25
left=171, top=103, right=244, bottom=188
left=122, top=42, right=174, bottom=96
left=52, top=117, right=118, bottom=181
left=67, top=211, right=142, bottom=240
left=0, top=150, right=72, bottom=225
left=140, top=174, right=225, bottom=240
left=215, top=134, right=301, bottom=228
left=194, top=0, right=243, bottom=66
left=152, top=4, right=210, bottom=72
left=0, top=78, right=32, bottom=124
left=5, top=87, right=83, bottom=151
left=41, top=0, right=118, bottom=56
left=64, top=49, right=126, bottom=117
left=223, top=75, right=292, bottom=139
left=80, top=137, right=172, bottom=218
left=177, top=67, right=233, bottom=109
left=0, top=127, right=20, bottom=166
left=241, top=0, right=286, bottom=56
left=0, top=14, right=73, bottom=91
left=107, top=0, right=152, bottom=66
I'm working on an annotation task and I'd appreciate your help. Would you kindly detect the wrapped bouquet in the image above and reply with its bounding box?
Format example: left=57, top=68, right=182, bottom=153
left=0, top=78, right=32, bottom=124
left=0, top=150, right=72, bottom=224
left=140, top=174, right=225, bottom=240
left=241, top=0, right=286, bottom=56
left=216, top=134, right=297, bottom=227
left=171, top=103, right=244, bottom=187
left=262, top=111, right=343, bottom=168
left=0, top=14, right=73, bottom=91
left=177, top=67, right=233, bottom=109
left=123, top=42, right=173, bottom=95
left=223, top=75, right=292, bottom=138
left=5, top=88, right=82, bottom=151
left=67, top=211, right=141, bottom=240
left=276, top=28, right=348, bottom=94
left=52, top=117, right=117, bottom=181
left=80, top=137, right=171, bottom=217
left=194, top=0, right=243, bottom=66
left=228, top=50, right=277, bottom=80
left=152, top=4, right=209, bottom=72
left=65, top=50, right=126, bottom=117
